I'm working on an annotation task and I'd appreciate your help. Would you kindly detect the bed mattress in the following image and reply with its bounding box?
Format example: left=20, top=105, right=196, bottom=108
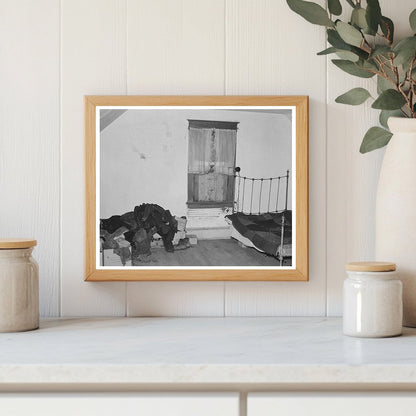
left=226, top=211, right=292, bottom=257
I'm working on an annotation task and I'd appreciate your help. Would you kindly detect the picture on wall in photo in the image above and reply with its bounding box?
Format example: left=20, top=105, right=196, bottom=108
left=98, top=106, right=295, bottom=269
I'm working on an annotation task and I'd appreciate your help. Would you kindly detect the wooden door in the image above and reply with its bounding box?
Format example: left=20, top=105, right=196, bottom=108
left=187, top=120, right=238, bottom=208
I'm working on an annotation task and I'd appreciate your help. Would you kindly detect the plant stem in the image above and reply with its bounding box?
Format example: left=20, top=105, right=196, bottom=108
left=397, top=80, right=412, bottom=118
left=390, top=58, right=400, bottom=85
left=376, top=57, right=399, bottom=89
left=362, top=40, right=372, bottom=54
left=409, top=56, right=416, bottom=117
left=373, top=56, right=413, bottom=117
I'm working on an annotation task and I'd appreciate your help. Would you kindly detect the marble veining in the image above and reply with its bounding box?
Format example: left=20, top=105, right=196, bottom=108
left=0, top=317, right=416, bottom=385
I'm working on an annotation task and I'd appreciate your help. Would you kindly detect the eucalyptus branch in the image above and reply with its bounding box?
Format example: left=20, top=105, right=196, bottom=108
left=375, top=57, right=399, bottom=89
left=396, top=79, right=413, bottom=117
left=377, top=23, right=393, bottom=48
left=377, top=54, right=393, bottom=66
left=409, top=56, right=416, bottom=117
left=287, top=0, right=416, bottom=151
left=411, top=74, right=416, bottom=106
left=374, top=56, right=385, bottom=72
left=358, top=65, right=383, bottom=78
left=362, top=37, right=373, bottom=53
left=390, top=59, right=400, bottom=86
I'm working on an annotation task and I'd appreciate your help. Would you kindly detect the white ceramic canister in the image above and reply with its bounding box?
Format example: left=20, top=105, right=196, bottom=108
left=343, top=262, right=402, bottom=338
left=0, top=239, right=39, bottom=332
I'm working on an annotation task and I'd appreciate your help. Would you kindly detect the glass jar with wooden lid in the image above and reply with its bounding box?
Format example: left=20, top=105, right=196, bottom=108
left=343, top=261, right=402, bottom=338
left=0, top=239, right=39, bottom=332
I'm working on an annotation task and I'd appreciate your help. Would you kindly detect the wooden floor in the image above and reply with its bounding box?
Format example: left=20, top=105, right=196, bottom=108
left=104, top=239, right=290, bottom=267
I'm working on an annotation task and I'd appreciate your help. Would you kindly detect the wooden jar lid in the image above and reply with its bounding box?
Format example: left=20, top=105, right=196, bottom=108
left=0, top=239, right=37, bottom=249
left=346, top=261, right=396, bottom=272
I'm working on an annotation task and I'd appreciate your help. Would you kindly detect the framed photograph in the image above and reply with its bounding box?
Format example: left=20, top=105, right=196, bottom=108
left=85, top=96, right=308, bottom=281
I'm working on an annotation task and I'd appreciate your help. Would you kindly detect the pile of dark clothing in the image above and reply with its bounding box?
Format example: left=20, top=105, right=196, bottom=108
left=100, top=203, right=178, bottom=266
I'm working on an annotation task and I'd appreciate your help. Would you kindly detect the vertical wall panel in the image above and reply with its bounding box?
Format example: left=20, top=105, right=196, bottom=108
left=224, top=0, right=327, bottom=315
left=326, top=0, right=416, bottom=316
left=61, top=0, right=127, bottom=316
left=125, top=0, right=226, bottom=316
left=127, top=282, right=225, bottom=317
left=0, top=1, right=60, bottom=316
left=126, top=0, right=225, bottom=95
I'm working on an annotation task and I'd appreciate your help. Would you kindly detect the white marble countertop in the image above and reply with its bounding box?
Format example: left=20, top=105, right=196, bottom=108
left=1, top=317, right=416, bottom=389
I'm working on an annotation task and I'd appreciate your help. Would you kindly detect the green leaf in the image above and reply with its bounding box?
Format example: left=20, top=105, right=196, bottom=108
left=379, top=110, right=402, bottom=129
left=377, top=75, right=393, bottom=94
left=362, top=59, right=379, bottom=72
left=366, top=0, right=382, bottom=35
left=380, top=16, right=394, bottom=44
left=327, top=29, right=348, bottom=49
left=328, top=0, right=342, bottom=16
left=372, top=89, right=407, bottom=110
left=360, top=127, right=392, bottom=153
left=375, top=60, right=403, bottom=92
left=410, top=9, right=416, bottom=32
left=336, top=21, right=363, bottom=47
left=394, top=36, right=416, bottom=71
left=376, top=67, right=404, bottom=95
left=351, top=7, right=369, bottom=32
left=335, top=87, right=371, bottom=105
left=350, top=48, right=368, bottom=60
left=317, top=46, right=359, bottom=61
left=332, top=59, right=375, bottom=78
left=327, top=29, right=369, bottom=59
left=317, top=47, right=338, bottom=55
left=371, top=46, right=392, bottom=58
left=371, top=46, right=392, bottom=70
left=335, top=50, right=359, bottom=62
left=286, top=0, right=334, bottom=27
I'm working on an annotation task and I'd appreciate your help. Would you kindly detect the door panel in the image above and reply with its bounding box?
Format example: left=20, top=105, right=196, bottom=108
left=198, top=172, right=227, bottom=202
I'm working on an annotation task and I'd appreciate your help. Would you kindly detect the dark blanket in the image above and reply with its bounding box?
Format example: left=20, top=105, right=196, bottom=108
left=226, top=211, right=292, bottom=256
left=100, top=204, right=178, bottom=257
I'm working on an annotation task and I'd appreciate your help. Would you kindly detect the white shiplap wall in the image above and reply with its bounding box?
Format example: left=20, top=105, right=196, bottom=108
left=0, top=0, right=61, bottom=316
left=61, top=0, right=127, bottom=316
left=1, top=0, right=413, bottom=317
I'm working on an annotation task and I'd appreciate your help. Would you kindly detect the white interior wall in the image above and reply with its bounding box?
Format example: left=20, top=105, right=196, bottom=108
left=1, top=0, right=412, bottom=317
left=100, top=109, right=291, bottom=218
left=234, top=112, right=292, bottom=213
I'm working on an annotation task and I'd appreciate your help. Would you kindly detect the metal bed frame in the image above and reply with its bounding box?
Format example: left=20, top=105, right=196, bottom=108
left=233, top=168, right=290, bottom=266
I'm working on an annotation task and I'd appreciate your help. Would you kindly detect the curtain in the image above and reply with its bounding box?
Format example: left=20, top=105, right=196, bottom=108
left=188, top=127, right=212, bottom=173
left=216, top=129, right=236, bottom=175
left=188, top=127, right=236, bottom=174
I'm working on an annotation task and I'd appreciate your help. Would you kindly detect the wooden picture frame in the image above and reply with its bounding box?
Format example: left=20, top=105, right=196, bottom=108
left=85, top=96, right=308, bottom=281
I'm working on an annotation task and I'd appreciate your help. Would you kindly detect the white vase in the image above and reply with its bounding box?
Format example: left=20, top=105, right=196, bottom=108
left=375, top=117, right=416, bottom=327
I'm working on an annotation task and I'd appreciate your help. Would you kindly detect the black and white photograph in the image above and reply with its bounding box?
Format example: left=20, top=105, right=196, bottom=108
left=97, top=105, right=295, bottom=269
